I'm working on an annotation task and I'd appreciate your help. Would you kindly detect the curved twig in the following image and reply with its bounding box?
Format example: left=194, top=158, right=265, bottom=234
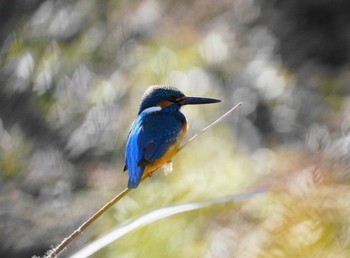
left=43, top=102, right=242, bottom=258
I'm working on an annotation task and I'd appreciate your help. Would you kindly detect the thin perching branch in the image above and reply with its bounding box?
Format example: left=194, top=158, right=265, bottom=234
left=44, top=102, right=242, bottom=258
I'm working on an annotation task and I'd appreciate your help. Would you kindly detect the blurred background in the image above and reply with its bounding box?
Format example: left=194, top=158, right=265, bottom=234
left=1, top=0, right=350, bottom=257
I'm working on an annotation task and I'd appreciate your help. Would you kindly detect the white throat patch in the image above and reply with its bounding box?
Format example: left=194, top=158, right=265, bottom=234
left=141, top=106, right=162, bottom=115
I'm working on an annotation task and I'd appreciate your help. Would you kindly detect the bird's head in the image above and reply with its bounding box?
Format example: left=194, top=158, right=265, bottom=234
left=138, top=85, right=221, bottom=114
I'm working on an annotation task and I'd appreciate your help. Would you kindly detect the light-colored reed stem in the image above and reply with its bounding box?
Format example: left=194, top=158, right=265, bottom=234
left=45, top=102, right=242, bottom=258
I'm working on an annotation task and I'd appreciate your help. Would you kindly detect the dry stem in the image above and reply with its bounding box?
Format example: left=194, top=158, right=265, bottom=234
left=45, top=102, right=242, bottom=258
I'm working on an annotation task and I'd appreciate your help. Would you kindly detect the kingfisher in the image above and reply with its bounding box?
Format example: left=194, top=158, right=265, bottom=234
left=124, top=85, right=221, bottom=189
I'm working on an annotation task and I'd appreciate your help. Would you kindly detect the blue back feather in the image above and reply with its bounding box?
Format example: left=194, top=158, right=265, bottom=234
left=125, top=106, right=185, bottom=188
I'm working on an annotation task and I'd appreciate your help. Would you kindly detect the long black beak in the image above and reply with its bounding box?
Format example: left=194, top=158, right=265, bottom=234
left=180, top=96, right=221, bottom=106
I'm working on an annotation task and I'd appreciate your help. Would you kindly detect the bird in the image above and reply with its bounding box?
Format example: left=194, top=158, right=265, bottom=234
left=124, top=85, right=221, bottom=189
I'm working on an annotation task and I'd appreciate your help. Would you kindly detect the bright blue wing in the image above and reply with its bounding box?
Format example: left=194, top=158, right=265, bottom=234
left=139, top=115, right=183, bottom=162
left=125, top=110, right=184, bottom=188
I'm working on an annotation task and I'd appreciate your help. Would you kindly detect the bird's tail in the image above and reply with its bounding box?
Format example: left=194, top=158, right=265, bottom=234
left=128, top=166, right=156, bottom=189
left=127, top=167, right=143, bottom=189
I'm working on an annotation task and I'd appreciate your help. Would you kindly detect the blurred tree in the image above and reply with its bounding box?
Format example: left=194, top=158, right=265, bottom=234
left=0, top=0, right=350, bottom=257
left=260, top=0, right=350, bottom=70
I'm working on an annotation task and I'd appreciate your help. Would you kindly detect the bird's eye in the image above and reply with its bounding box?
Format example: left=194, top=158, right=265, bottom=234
left=168, top=96, right=178, bottom=102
